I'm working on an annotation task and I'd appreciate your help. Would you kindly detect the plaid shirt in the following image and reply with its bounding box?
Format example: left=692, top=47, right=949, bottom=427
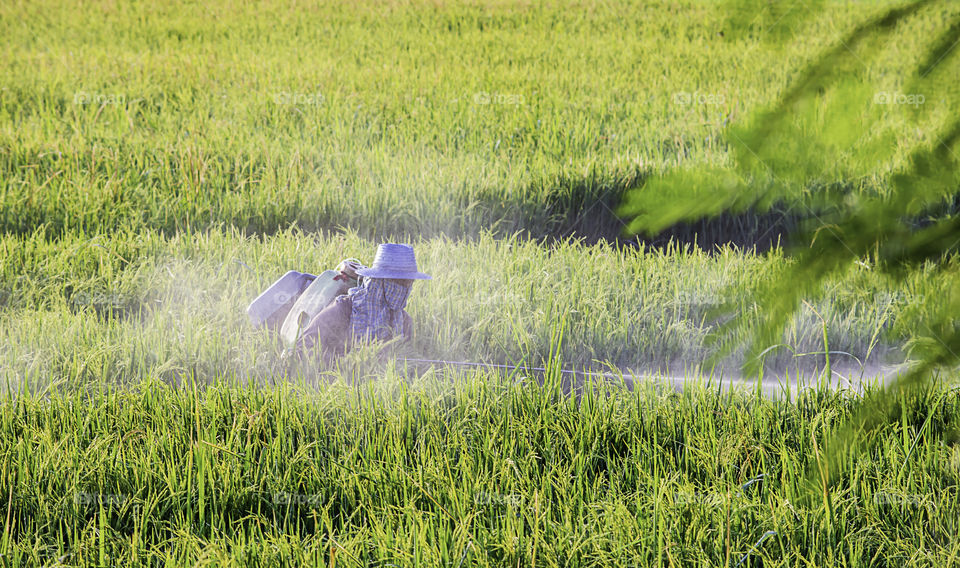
left=343, top=278, right=411, bottom=341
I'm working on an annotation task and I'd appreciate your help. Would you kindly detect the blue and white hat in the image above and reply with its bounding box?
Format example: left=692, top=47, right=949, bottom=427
left=356, top=243, right=432, bottom=280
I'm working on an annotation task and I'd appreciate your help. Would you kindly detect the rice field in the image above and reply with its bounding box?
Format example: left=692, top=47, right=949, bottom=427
left=2, top=0, right=959, bottom=566
left=4, top=371, right=960, bottom=566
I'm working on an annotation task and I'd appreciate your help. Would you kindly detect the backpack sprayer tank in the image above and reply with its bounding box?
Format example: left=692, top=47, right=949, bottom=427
left=245, top=270, right=317, bottom=329
left=247, top=259, right=365, bottom=349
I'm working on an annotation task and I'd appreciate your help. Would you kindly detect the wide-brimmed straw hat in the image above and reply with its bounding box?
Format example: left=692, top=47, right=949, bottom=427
left=356, top=243, right=432, bottom=280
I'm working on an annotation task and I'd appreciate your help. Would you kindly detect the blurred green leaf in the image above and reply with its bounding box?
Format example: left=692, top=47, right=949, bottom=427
left=621, top=0, right=960, bottom=488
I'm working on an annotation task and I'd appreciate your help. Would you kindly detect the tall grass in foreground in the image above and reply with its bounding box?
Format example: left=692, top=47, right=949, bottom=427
left=1, top=370, right=958, bottom=566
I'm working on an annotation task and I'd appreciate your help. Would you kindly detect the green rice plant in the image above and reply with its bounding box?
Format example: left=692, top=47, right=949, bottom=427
left=0, top=1, right=955, bottom=564
left=0, top=228, right=918, bottom=392
left=0, top=0, right=934, bottom=243
left=0, top=370, right=958, bottom=566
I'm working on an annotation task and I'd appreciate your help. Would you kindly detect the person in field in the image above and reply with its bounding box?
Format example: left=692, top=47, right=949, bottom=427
left=297, top=243, right=431, bottom=356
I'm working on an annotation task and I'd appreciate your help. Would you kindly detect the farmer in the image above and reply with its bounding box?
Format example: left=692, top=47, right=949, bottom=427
left=297, top=243, right=431, bottom=356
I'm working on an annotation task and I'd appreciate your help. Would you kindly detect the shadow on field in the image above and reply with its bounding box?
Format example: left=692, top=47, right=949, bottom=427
left=2, top=146, right=801, bottom=252
left=517, top=167, right=798, bottom=252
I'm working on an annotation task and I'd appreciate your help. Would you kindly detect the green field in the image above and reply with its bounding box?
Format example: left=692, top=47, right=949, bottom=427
left=2, top=1, right=959, bottom=566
